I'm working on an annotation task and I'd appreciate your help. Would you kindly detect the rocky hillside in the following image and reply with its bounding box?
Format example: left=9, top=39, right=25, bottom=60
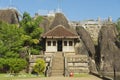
left=76, top=26, right=95, bottom=58
left=0, top=9, right=19, bottom=24
left=49, top=13, right=70, bottom=29
left=97, top=24, right=120, bottom=77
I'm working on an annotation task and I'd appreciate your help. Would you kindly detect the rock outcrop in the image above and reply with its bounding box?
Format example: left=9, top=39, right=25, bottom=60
left=39, top=17, right=51, bottom=33
left=97, top=24, right=120, bottom=77
left=76, top=26, right=95, bottom=58
left=49, top=13, right=70, bottom=29
left=0, top=9, right=19, bottom=24
left=76, top=26, right=97, bottom=73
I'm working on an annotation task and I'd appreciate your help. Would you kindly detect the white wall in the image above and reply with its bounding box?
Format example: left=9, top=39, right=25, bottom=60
left=63, top=39, right=75, bottom=52
left=45, top=39, right=75, bottom=52
left=46, top=39, right=57, bottom=52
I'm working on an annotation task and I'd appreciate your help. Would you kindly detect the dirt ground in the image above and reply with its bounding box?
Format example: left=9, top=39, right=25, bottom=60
left=16, top=75, right=102, bottom=80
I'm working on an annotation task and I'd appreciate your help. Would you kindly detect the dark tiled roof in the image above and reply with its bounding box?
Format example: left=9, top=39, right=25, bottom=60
left=42, top=25, right=78, bottom=38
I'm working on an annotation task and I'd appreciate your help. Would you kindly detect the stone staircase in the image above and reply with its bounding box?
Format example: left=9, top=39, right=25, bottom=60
left=51, top=53, right=64, bottom=76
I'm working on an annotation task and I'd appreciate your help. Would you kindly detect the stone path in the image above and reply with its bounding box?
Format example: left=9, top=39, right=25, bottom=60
left=16, top=75, right=102, bottom=80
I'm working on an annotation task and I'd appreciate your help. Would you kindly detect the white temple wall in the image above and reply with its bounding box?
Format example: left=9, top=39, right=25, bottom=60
left=45, top=38, right=75, bottom=52
left=46, top=39, right=57, bottom=52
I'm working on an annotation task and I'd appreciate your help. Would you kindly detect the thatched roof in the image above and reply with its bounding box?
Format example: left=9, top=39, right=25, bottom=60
left=49, top=13, right=70, bottom=29
left=42, top=25, right=78, bottom=38
left=0, top=9, right=19, bottom=24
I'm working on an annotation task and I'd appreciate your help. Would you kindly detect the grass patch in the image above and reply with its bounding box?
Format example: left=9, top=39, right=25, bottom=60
left=74, top=73, right=91, bottom=77
left=0, top=73, right=45, bottom=80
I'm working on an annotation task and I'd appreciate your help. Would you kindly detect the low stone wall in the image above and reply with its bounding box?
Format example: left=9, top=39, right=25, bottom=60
left=64, top=52, right=76, bottom=56
left=65, top=55, right=89, bottom=76
left=29, top=55, right=53, bottom=74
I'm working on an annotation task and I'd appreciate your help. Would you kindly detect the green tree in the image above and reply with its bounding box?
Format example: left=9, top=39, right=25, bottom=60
left=0, top=58, right=27, bottom=74
left=20, top=12, right=43, bottom=55
left=0, top=12, right=43, bottom=74
left=7, top=58, right=27, bottom=74
left=116, top=18, right=120, bottom=33
left=0, top=21, right=24, bottom=58
left=116, top=18, right=120, bottom=40
left=33, top=59, right=45, bottom=75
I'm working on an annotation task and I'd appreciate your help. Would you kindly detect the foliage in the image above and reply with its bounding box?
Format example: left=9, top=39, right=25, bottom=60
left=0, top=11, right=43, bottom=74
left=116, top=18, right=120, bottom=33
left=33, top=59, right=45, bottom=75
left=0, top=58, right=5, bottom=70
left=30, top=48, right=40, bottom=55
left=7, top=58, right=27, bottom=73
left=116, top=18, right=120, bottom=40
left=20, top=12, right=43, bottom=55
left=0, top=58, right=27, bottom=73
left=0, top=21, right=24, bottom=58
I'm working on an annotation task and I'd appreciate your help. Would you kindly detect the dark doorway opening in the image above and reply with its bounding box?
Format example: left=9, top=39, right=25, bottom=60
left=57, top=40, right=62, bottom=51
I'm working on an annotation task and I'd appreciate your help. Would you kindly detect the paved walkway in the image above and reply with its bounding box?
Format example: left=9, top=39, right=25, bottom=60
left=16, top=75, right=102, bottom=80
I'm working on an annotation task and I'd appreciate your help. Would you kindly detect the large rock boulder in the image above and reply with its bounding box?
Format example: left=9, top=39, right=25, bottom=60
left=76, top=26, right=97, bottom=73
left=76, top=26, right=95, bottom=58
left=49, top=13, right=70, bottom=29
left=39, top=17, right=51, bottom=33
left=0, top=9, right=19, bottom=24
left=97, top=24, right=120, bottom=77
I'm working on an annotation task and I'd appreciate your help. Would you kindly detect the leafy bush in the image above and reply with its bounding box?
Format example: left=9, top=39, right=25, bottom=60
left=33, top=59, right=45, bottom=75
left=0, top=58, right=5, bottom=70
left=31, top=48, right=40, bottom=55
left=0, top=58, right=27, bottom=74
left=7, top=58, right=27, bottom=73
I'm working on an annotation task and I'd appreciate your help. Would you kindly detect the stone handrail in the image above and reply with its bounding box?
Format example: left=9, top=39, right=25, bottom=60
left=46, top=56, right=53, bottom=77
left=64, top=57, right=70, bottom=77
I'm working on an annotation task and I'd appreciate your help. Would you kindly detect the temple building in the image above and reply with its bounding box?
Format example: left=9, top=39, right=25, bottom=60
left=29, top=12, right=90, bottom=76
left=42, top=25, right=79, bottom=55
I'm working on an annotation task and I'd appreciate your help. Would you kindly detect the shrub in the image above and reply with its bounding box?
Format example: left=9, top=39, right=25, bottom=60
left=0, top=58, right=27, bottom=74
left=0, top=58, right=5, bottom=71
left=7, top=58, right=27, bottom=73
left=31, top=48, right=39, bottom=55
left=33, top=59, right=45, bottom=75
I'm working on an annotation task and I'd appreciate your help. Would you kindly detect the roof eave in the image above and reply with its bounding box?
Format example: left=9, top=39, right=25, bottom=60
left=42, top=36, right=79, bottom=39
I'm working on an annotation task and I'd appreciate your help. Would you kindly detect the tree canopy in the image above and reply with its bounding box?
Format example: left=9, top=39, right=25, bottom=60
left=0, top=12, right=43, bottom=74
left=20, top=12, right=43, bottom=55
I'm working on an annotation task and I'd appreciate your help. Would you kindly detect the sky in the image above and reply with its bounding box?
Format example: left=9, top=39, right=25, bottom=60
left=0, top=0, right=120, bottom=21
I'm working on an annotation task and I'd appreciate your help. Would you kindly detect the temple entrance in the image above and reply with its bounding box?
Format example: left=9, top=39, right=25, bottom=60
left=57, top=40, right=62, bottom=51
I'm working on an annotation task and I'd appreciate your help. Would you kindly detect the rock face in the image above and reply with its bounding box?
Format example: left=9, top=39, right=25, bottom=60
left=76, top=26, right=95, bottom=58
left=76, top=26, right=97, bottom=73
left=49, top=13, right=70, bottom=29
left=39, top=17, right=51, bottom=33
left=0, top=9, right=19, bottom=24
left=97, top=24, right=120, bottom=77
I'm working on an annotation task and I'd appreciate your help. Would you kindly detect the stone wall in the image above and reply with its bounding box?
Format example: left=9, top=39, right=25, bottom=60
left=29, top=55, right=53, bottom=74
left=65, top=55, right=89, bottom=76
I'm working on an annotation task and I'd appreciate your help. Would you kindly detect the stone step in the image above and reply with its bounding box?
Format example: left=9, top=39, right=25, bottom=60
left=51, top=53, right=64, bottom=77
left=54, top=57, right=63, bottom=59
left=52, top=62, right=64, bottom=65
left=52, top=70, right=64, bottom=73
left=52, top=64, right=64, bottom=66
left=54, top=57, right=64, bottom=60
left=53, top=60, right=64, bottom=62
left=51, top=73, right=64, bottom=76
left=52, top=63, right=64, bottom=66
left=52, top=67, right=64, bottom=70
left=52, top=65, right=64, bottom=69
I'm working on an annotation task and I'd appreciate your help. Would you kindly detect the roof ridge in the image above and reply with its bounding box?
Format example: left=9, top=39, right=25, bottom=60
left=42, top=25, right=64, bottom=37
left=42, top=25, right=78, bottom=38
